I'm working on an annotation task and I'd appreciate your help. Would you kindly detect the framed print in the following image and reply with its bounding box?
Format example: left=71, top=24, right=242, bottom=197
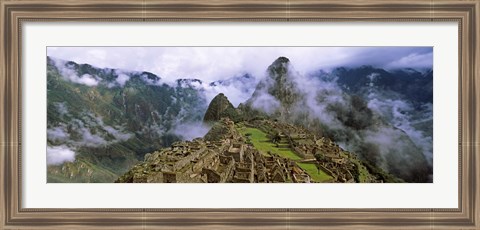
left=1, top=0, right=479, bottom=229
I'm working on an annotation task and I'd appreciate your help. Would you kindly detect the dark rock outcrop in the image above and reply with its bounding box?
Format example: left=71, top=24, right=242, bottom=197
left=203, top=93, right=239, bottom=122
left=248, top=56, right=304, bottom=109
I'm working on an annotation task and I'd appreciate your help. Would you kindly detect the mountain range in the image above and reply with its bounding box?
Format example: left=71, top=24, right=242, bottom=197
left=47, top=55, right=433, bottom=183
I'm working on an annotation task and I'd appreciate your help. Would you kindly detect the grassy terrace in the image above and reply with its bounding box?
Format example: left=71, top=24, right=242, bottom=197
left=239, top=127, right=301, bottom=160
left=238, top=126, right=333, bottom=182
left=296, top=162, right=333, bottom=182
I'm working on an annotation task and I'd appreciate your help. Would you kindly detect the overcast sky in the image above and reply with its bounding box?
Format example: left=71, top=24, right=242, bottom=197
left=47, top=47, right=432, bottom=83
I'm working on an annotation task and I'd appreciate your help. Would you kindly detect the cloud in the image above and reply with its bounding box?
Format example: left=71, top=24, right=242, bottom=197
left=171, top=122, right=211, bottom=141
left=103, top=125, right=133, bottom=141
left=47, top=47, right=433, bottom=85
left=114, top=69, right=131, bottom=87
left=140, top=73, right=161, bottom=85
left=47, top=112, right=133, bottom=148
left=54, top=102, right=69, bottom=116
left=87, top=49, right=107, bottom=60
left=367, top=95, right=433, bottom=164
left=246, top=61, right=432, bottom=181
left=76, top=114, right=133, bottom=147
left=48, top=47, right=432, bottom=109
left=385, top=52, right=433, bottom=69
left=75, top=74, right=99, bottom=86
left=52, top=58, right=100, bottom=86
left=78, top=127, right=108, bottom=147
left=47, top=145, right=76, bottom=165
left=171, top=74, right=256, bottom=107
left=204, top=84, right=254, bottom=107
left=47, top=126, right=70, bottom=142
left=46, top=47, right=433, bottom=179
left=251, top=93, right=281, bottom=115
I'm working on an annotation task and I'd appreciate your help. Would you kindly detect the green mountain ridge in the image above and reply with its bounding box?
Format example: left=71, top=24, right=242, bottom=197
left=47, top=55, right=432, bottom=183
left=203, top=93, right=240, bottom=123
left=238, top=57, right=431, bottom=182
left=47, top=57, right=207, bottom=182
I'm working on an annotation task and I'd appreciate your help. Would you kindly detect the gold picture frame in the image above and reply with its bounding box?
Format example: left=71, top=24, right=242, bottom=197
left=1, top=0, right=479, bottom=229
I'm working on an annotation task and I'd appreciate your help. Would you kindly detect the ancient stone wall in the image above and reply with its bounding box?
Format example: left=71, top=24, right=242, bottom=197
left=202, top=168, right=221, bottom=183
left=163, top=172, right=177, bottom=183
left=174, top=147, right=205, bottom=171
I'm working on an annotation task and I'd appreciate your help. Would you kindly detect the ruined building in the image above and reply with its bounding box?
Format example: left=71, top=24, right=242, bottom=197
left=116, top=118, right=313, bottom=183
left=117, top=117, right=394, bottom=183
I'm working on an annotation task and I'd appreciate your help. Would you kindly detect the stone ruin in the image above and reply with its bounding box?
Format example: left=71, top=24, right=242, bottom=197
left=117, top=133, right=316, bottom=183
left=116, top=118, right=370, bottom=183
left=246, top=119, right=361, bottom=183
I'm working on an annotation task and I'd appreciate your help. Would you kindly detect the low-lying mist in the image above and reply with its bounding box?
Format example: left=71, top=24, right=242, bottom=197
left=246, top=61, right=433, bottom=182
left=171, top=122, right=212, bottom=141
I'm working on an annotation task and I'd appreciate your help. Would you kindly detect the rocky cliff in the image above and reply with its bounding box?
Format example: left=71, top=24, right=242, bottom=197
left=239, top=57, right=432, bottom=182
left=203, top=93, right=239, bottom=123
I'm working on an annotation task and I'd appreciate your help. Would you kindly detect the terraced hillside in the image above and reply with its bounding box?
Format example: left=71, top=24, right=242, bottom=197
left=117, top=117, right=399, bottom=183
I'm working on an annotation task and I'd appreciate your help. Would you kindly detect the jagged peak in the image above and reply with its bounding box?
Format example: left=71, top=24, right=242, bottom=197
left=203, top=93, right=238, bottom=123
left=209, top=93, right=230, bottom=103
left=266, top=56, right=293, bottom=77
left=273, top=56, right=290, bottom=64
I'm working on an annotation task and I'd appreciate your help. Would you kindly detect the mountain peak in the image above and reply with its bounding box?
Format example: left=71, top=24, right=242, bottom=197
left=203, top=93, right=239, bottom=123
left=261, top=57, right=302, bottom=108
left=273, top=56, right=290, bottom=64
left=267, top=57, right=291, bottom=75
